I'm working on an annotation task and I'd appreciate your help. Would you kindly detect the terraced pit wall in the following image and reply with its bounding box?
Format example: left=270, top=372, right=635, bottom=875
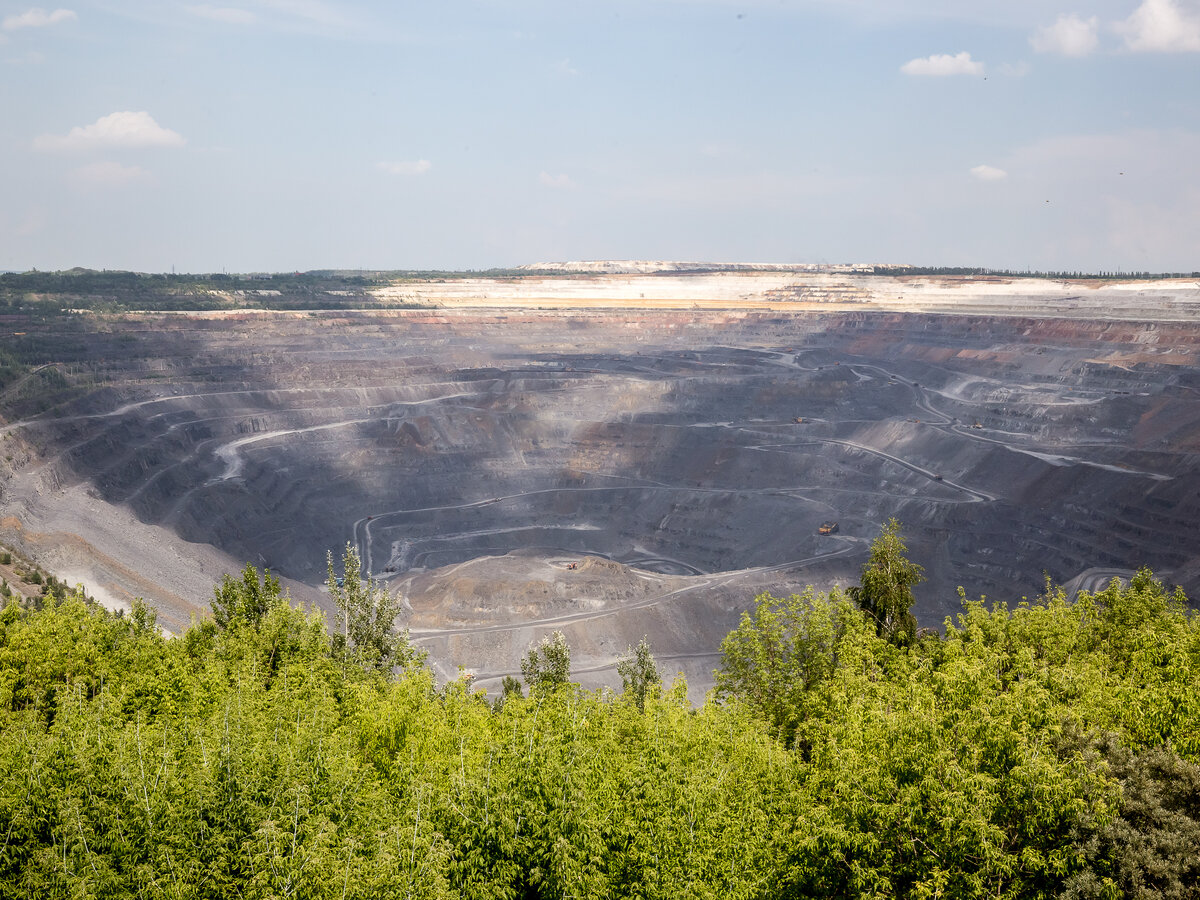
left=1, top=299, right=1197, bottom=694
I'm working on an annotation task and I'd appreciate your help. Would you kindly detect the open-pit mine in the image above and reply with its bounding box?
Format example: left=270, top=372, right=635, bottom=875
left=3, top=265, right=1199, bottom=697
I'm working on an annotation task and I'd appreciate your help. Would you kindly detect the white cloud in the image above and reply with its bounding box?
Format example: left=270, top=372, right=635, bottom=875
left=378, top=159, right=432, bottom=176
left=69, top=160, right=149, bottom=188
left=1031, top=13, right=1100, bottom=56
left=2, top=7, right=76, bottom=30
left=900, top=51, right=984, bottom=75
left=539, top=171, right=575, bottom=189
left=1115, top=0, right=1200, bottom=52
left=33, top=111, right=186, bottom=152
left=970, top=164, right=1008, bottom=181
left=186, top=5, right=257, bottom=25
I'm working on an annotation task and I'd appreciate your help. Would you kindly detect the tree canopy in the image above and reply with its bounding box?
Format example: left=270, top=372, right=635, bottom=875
left=0, top=545, right=1197, bottom=898
left=520, top=629, right=572, bottom=694
left=848, top=517, right=924, bottom=646
left=327, top=543, right=419, bottom=673
left=617, top=636, right=661, bottom=711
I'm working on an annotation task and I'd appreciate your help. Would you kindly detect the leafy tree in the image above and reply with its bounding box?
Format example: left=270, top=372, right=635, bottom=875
left=3, top=553, right=1199, bottom=899
left=520, top=630, right=571, bottom=693
left=129, top=596, right=157, bottom=634
left=716, top=587, right=867, bottom=743
left=617, top=635, right=661, bottom=711
left=327, top=543, right=417, bottom=673
left=848, top=518, right=923, bottom=647
left=493, top=674, right=524, bottom=710
left=210, top=563, right=282, bottom=629
left=1077, top=569, right=1200, bottom=757
left=1061, top=733, right=1200, bottom=899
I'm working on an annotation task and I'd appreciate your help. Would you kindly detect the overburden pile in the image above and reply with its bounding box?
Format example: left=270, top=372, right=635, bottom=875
left=1, top=534, right=1198, bottom=898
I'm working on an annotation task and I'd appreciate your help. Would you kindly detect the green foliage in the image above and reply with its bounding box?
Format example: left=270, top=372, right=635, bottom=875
left=848, top=517, right=924, bottom=646
left=520, top=629, right=572, bottom=694
left=617, top=635, right=661, bottom=710
left=129, top=596, right=157, bottom=633
left=327, top=543, right=419, bottom=673
left=0, top=268, right=422, bottom=314
left=716, top=586, right=867, bottom=742
left=1061, top=733, right=1200, bottom=899
left=493, top=673, right=523, bottom=710
left=0, top=555, right=1197, bottom=898
left=211, top=563, right=283, bottom=629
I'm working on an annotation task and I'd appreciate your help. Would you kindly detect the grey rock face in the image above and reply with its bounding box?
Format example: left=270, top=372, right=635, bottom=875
left=4, top=307, right=1198, bottom=694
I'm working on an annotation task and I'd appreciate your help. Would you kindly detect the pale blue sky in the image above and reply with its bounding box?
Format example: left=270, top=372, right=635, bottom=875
left=2, top=0, right=1198, bottom=272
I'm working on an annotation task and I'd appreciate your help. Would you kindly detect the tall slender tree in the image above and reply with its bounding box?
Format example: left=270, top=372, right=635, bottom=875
left=327, top=544, right=415, bottom=673
left=617, top=636, right=661, bottom=710
left=848, top=518, right=923, bottom=647
left=521, top=630, right=571, bottom=693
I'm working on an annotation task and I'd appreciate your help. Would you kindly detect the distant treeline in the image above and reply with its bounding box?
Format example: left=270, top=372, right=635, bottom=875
left=0, top=267, right=579, bottom=315
left=1, top=268, right=381, bottom=292
left=0, top=269, right=384, bottom=314
left=872, top=265, right=1200, bottom=280
left=1, top=528, right=1197, bottom=898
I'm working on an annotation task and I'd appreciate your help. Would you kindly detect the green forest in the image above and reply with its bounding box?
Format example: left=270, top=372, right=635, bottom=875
left=1, top=525, right=1197, bottom=899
